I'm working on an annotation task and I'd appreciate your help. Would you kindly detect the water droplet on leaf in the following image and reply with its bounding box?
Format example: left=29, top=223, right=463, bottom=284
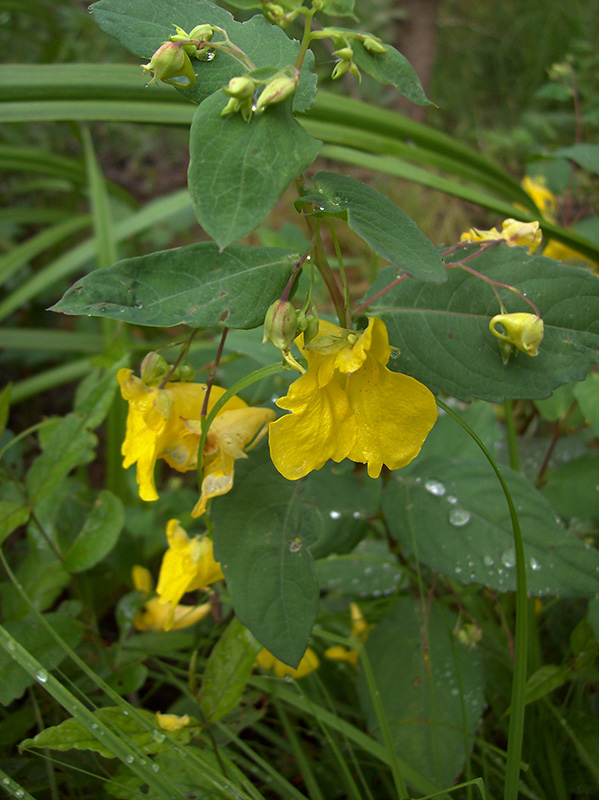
left=425, top=479, right=446, bottom=497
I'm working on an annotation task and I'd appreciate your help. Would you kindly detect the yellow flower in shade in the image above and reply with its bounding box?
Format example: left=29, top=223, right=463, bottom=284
left=155, top=520, right=224, bottom=629
left=268, top=317, right=437, bottom=480
left=185, top=407, right=276, bottom=517
left=542, top=239, right=596, bottom=267
left=131, top=565, right=212, bottom=632
left=117, top=368, right=265, bottom=505
left=460, top=219, right=542, bottom=253
left=489, top=312, right=544, bottom=358
left=521, top=176, right=557, bottom=221
left=325, top=602, right=370, bottom=666
left=155, top=712, right=190, bottom=731
left=256, top=647, right=320, bottom=679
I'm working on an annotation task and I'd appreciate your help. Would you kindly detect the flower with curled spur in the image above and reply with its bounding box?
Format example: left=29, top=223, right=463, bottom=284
left=268, top=317, right=437, bottom=480
left=256, top=647, right=320, bottom=679
left=460, top=218, right=542, bottom=254
left=117, top=369, right=273, bottom=512
left=131, top=565, right=212, bottom=632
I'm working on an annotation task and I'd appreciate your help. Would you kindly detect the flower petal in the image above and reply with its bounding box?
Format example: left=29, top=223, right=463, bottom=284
left=346, top=358, right=437, bottom=478
left=269, top=366, right=356, bottom=480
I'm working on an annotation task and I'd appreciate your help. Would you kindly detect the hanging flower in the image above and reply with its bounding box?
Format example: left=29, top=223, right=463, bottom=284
left=325, top=602, right=370, bottom=665
left=131, top=565, right=212, bottom=631
left=460, top=218, right=542, bottom=253
left=155, top=519, right=224, bottom=629
left=268, top=317, right=437, bottom=480
left=117, top=369, right=270, bottom=509
left=155, top=712, right=191, bottom=731
left=256, top=647, right=320, bottom=679
left=185, top=407, right=276, bottom=517
left=489, top=312, right=544, bottom=358
left=521, top=176, right=557, bottom=221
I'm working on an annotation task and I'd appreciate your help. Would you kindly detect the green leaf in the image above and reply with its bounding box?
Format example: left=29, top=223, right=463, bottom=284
left=104, top=663, right=149, bottom=695
left=63, top=490, right=124, bottom=573
left=74, top=358, right=128, bottom=430
left=318, top=539, right=405, bottom=597
left=211, top=458, right=322, bottom=667
left=25, top=413, right=97, bottom=504
left=382, top=455, right=599, bottom=597
left=320, top=0, right=356, bottom=16
left=306, top=172, right=446, bottom=283
left=199, top=617, right=261, bottom=722
left=91, top=0, right=317, bottom=112
left=188, top=92, right=320, bottom=249
left=357, top=598, right=485, bottom=788
left=0, top=502, right=30, bottom=547
left=306, top=462, right=380, bottom=560
left=553, top=144, right=599, bottom=177
left=350, top=39, right=430, bottom=106
left=573, top=372, right=599, bottom=438
left=51, top=243, right=297, bottom=329
left=366, top=246, right=599, bottom=402
left=0, top=612, right=83, bottom=705
left=20, top=706, right=197, bottom=758
left=541, top=454, right=599, bottom=523
left=522, top=664, right=572, bottom=707
left=0, top=384, right=10, bottom=438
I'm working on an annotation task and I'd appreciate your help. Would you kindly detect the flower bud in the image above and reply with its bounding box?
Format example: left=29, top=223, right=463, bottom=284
left=140, top=351, right=170, bottom=385
left=489, top=312, right=544, bottom=358
left=500, top=219, right=542, bottom=253
left=223, top=75, right=256, bottom=99
left=331, top=59, right=351, bottom=80
left=297, top=311, right=319, bottom=345
left=263, top=300, right=298, bottom=351
left=332, top=46, right=354, bottom=60
left=349, top=61, right=361, bottom=81
left=170, top=363, right=195, bottom=382
left=141, top=42, right=196, bottom=88
left=254, top=71, right=299, bottom=112
left=362, top=36, right=387, bottom=54
left=188, top=24, right=214, bottom=41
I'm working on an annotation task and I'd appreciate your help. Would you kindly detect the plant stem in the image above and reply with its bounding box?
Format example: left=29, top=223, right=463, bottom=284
left=201, top=328, right=229, bottom=418
left=295, top=7, right=316, bottom=71
left=437, top=399, right=528, bottom=800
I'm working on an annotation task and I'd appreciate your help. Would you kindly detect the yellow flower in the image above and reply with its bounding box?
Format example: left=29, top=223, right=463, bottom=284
left=186, top=406, right=276, bottom=517
left=117, top=369, right=268, bottom=508
left=325, top=602, right=370, bottom=666
left=521, top=176, right=557, bottom=221
left=460, top=219, right=542, bottom=253
left=155, top=520, right=224, bottom=629
left=155, top=712, right=190, bottom=731
left=268, top=317, right=437, bottom=480
left=256, top=647, right=320, bottom=679
left=542, top=239, right=596, bottom=267
left=489, top=312, right=544, bottom=357
left=131, top=565, right=212, bottom=631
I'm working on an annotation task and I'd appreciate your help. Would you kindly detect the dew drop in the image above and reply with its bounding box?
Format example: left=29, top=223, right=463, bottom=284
left=501, top=548, right=516, bottom=568
left=449, top=507, right=471, bottom=527
left=529, top=557, right=541, bottom=571
left=15, top=791, right=24, bottom=799
left=483, top=554, right=494, bottom=567
left=364, top=566, right=372, bottom=575
left=389, top=350, right=400, bottom=359
left=35, top=670, right=48, bottom=683
left=134, top=301, right=143, bottom=309
left=152, top=730, right=166, bottom=743
left=289, top=536, right=302, bottom=553
left=446, top=495, right=458, bottom=505
left=329, top=510, right=342, bottom=519
left=352, top=511, right=361, bottom=519
left=151, top=763, right=160, bottom=772
left=203, top=49, right=216, bottom=61
left=5, top=639, right=15, bottom=652
left=125, top=754, right=135, bottom=764
left=424, top=479, right=446, bottom=497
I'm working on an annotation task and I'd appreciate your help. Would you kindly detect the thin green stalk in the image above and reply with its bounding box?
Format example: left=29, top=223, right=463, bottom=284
left=295, top=6, right=317, bottom=71
left=358, top=646, right=408, bottom=799
left=503, top=400, right=520, bottom=472
left=436, top=399, right=528, bottom=800
left=197, top=362, right=290, bottom=494
left=327, top=219, right=352, bottom=328
left=273, top=700, right=324, bottom=800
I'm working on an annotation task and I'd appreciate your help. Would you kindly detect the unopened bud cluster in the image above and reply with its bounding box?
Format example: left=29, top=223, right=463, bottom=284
left=140, top=23, right=215, bottom=88
left=140, top=351, right=195, bottom=386
left=222, top=68, right=299, bottom=122
left=262, top=301, right=319, bottom=353
left=312, top=28, right=387, bottom=83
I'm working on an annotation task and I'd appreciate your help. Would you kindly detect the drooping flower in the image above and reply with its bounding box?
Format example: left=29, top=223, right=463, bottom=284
left=460, top=218, right=542, bottom=253
left=325, top=602, right=370, bottom=666
left=489, top=312, right=544, bottom=358
left=155, top=519, right=224, bottom=629
left=117, top=369, right=271, bottom=510
left=268, top=317, right=437, bottom=480
left=521, top=176, right=557, bottom=221
left=186, top=407, right=276, bottom=517
left=256, top=647, right=320, bottom=679
left=131, top=565, right=212, bottom=632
